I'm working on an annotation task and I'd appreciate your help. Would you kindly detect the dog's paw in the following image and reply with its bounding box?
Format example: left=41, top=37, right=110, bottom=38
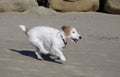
left=44, top=50, right=50, bottom=54
left=37, top=56, right=44, bottom=60
left=59, top=56, right=66, bottom=62
left=49, top=54, right=60, bottom=60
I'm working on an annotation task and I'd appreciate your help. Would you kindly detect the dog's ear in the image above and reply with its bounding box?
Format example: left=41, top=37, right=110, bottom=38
left=61, top=25, right=67, bottom=31
left=61, top=25, right=70, bottom=31
left=61, top=25, right=71, bottom=36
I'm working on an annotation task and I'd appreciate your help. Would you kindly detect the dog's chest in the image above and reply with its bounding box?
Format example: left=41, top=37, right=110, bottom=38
left=53, top=37, right=66, bottom=50
left=43, top=36, right=65, bottom=50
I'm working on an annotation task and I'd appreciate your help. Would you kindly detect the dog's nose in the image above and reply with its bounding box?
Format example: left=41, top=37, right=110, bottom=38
left=79, top=36, right=82, bottom=39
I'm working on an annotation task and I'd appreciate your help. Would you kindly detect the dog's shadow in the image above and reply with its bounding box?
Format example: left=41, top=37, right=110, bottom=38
left=9, top=49, right=62, bottom=64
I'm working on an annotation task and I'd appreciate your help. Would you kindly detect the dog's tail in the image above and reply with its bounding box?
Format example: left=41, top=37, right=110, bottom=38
left=19, top=25, right=29, bottom=35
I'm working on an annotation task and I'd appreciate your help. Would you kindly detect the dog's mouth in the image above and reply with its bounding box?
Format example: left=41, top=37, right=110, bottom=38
left=71, top=38, right=78, bottom=43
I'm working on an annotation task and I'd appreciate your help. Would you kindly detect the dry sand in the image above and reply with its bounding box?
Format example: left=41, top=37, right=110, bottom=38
left=0, top=12, right=120, bottom=77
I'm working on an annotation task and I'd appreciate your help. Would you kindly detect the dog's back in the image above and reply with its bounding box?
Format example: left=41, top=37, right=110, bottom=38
left=28, top=26, right=61, bottom=49
left=28, top=26, right=59, bottom=39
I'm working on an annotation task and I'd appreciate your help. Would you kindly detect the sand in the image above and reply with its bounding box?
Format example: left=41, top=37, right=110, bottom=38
left=0, top=12, right=120, bottom=77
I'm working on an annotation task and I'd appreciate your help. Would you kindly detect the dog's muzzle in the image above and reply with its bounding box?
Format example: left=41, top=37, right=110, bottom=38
left=71, top=36, right=82, bottom=43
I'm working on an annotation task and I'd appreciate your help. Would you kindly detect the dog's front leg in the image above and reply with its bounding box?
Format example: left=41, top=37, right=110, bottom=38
left=52, top=46, right=66, bottom=61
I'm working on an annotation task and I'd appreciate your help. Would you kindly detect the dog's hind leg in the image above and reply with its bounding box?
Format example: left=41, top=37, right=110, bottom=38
left=31, top=39, right=49, bottom=54
left=36, top=41, right=49, bottom=54
left=29, top=37, right=49, bottom=59
left=35, top=47, right=43, bottom=60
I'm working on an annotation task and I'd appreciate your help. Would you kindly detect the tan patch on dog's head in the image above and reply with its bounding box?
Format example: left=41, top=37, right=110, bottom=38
left=61, top=25, right=71, bottom=36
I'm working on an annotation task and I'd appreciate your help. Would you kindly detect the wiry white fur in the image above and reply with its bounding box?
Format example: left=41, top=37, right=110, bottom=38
left=19, top=25, right=81, bottom=62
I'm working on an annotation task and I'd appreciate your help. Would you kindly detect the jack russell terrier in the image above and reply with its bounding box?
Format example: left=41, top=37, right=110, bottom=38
left=19, top=25, right=82, bottom=61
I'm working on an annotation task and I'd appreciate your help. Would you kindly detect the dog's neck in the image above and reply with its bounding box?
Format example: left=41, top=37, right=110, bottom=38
left=60, top=34, right=67, bottom=46
left=57, top=30, right=67, bottom=46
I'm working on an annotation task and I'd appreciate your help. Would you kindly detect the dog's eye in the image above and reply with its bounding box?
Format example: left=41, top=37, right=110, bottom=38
left=73, top=31, right=75, bottom=33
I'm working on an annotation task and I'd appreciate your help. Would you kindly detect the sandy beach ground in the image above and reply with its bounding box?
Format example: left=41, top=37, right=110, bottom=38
left=0, top=12, right=120, bottom=77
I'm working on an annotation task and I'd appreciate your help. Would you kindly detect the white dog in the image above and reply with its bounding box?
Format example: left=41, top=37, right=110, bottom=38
left=19, top=25, right=82, bottom=61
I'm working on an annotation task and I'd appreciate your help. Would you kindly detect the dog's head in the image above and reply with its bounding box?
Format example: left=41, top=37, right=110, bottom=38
left=61, top=25, right=82, bottom=43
